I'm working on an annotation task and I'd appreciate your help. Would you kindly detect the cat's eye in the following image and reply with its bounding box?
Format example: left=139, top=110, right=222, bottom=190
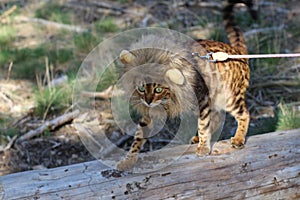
left=155, top=87, right=163, bottom=93
left=137, top=85, right=145, bottom=92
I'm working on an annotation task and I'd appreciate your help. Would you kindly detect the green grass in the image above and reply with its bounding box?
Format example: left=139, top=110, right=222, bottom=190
left=0, top=27, right=106, bottom=82
left=96, top=63, right=120, bottom=92
left=0, top=47, right=75, bottom=79
left=33, top=55, right=78, bottom=120
left=48, top=48, right=74, bottom=64
left=73, top=32, right=102, bottom=53
left=0, top=24, right=98, bottom=81
left=0, top=48, right=46, bottom=77
left=276, top=103, right=300, bottom=131
left=0, top=5, right=117, bottom=81
left=210, top=27, right=227, bottom=42
left=0, top=115, right=18, bottom=139
left=34, top=82, right=73, bottom=119
left=0, top=127, right=18, bottom=138
left=94, top=18, right=119, bottom=33
left=35, top=7, right=119, bottom=55
left=234, top=11, right=256, bottom=30
left=35, top=3, right=71, bottom=24
left=0, top=25, right=16, bottom=47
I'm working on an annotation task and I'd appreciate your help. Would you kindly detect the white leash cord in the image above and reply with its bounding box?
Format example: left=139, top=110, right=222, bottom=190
left=192, top=52, right=300, bottom=62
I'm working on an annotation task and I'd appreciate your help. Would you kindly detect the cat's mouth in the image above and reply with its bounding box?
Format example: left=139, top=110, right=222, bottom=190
left=141, top=99, right=162, bottom=108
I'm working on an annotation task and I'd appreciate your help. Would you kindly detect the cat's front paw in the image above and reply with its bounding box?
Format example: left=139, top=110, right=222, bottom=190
left=231, top=136, right=245, bottom=149
left=196, top=144, right=211, bottom=156
left=116, top=156, right=138, bottom=171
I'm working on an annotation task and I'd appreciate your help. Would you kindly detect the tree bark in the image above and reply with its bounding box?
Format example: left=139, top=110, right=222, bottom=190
left=1, top=129, right=299, bottom=200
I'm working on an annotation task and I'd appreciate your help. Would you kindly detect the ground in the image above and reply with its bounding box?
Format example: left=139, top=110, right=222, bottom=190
left=0, top=0, right=300, bottom=175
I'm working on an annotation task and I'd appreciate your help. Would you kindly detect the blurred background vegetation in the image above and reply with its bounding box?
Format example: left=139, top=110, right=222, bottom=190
left=0, top=0, right=299, bottom=174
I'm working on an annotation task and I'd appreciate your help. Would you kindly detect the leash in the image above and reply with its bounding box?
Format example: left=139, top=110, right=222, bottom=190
left=192, top=52, right=300, bottom=62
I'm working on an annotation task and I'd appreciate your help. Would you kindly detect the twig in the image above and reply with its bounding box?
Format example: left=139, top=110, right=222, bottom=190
left=0, top=5, right=17, bottom=22
left=0, top=91, right=13, bottom=109
left=6, top=61, right=13, bottom=81
left=3, top=135, right=18, bottom=151
left=11, top=111, right=33, bottom=128
left=15, top=16, right=88, bottom=33
left=80, top=86, right=113, bottom=99
left=17, top=110, right=80, bottom=143
left=246, top=92, right=275, bottom=106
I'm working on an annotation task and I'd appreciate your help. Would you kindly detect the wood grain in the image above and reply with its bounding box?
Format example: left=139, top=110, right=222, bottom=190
left=1, top=129, right=299, bottom=199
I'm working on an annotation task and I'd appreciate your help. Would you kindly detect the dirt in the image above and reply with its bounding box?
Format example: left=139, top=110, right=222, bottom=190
left=0, top=79, right=94, bottom=175
left=2, top=128, right=95, bottom=173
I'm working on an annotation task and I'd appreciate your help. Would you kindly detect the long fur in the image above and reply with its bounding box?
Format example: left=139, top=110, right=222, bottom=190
left=120, top=35, right=210, bottom=119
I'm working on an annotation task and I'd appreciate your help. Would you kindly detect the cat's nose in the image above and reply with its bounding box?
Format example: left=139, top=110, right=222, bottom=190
left=145, top=98, right=152, bottom=105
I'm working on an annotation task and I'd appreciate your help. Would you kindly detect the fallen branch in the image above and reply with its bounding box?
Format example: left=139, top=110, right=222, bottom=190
left=16, top=110, right=80, bottom=143
left=11, top=114, right=32, bottom=129
left=15, top=16, right=88, bottom=33
left=0, top=5, right=17, bottom=22
left=3, top=135, right=18, bottom=151
left=66, top=0, right=124, bottom=16
left=80, top=86, right=113, bottom=99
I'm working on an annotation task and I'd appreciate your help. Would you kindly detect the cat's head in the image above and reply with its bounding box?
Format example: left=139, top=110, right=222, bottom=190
left=133, top=80, right=170, bottom=108
left=119, top=49, right=186, bottom=110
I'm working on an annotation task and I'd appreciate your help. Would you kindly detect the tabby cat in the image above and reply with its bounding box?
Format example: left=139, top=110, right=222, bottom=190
left=117, top=0, right=255, bottom=171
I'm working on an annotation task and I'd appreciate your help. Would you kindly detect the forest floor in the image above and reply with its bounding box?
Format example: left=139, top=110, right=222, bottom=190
left=0, top=0, right=299, bottom=175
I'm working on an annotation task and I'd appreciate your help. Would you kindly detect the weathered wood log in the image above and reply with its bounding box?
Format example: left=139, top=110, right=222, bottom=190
left=1, top=129, right=299, bottom=199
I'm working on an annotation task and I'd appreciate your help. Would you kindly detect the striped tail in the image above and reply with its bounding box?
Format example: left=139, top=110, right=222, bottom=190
left=223, top=0, right=257, bottom=55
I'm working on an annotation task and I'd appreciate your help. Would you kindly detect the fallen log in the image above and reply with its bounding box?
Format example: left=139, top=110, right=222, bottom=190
left=66, top=0, right=124, bottom=16
left=1, top=129, right=299, bottom=199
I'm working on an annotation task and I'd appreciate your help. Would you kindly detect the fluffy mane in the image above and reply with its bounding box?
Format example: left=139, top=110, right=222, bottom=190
left=119, top=34, right=210, bottom=118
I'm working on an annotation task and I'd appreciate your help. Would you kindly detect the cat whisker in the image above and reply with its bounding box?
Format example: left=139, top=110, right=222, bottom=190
left=130, top=101, right=142, bottom=106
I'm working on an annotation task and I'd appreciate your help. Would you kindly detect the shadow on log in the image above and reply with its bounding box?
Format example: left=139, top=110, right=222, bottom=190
left=1, top=129, right=299, bottom=199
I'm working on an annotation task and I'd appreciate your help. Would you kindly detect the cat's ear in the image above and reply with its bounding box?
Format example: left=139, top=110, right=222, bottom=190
left=165, top=68, right=185, bottom=85
left=120, top=50, right=135, bottom=64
